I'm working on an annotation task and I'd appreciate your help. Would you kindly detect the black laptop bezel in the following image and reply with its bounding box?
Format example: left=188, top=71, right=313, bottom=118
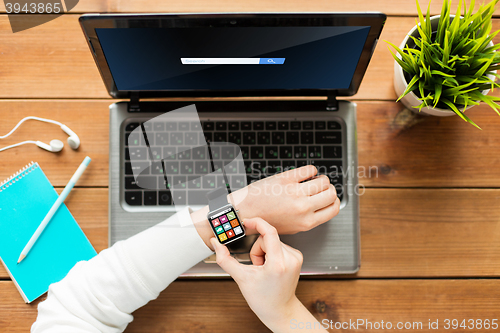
left=79, top=13, right=386, bottom=99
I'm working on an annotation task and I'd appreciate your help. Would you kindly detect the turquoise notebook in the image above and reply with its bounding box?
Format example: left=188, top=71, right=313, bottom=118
left=0, top=162, right=97, bottom=303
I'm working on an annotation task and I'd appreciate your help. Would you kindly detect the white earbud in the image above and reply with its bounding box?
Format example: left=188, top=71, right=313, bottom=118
left=60, top=124, right=81, bottom=149
left=36, top=140, right=64, bottom=152
left=0, top=116, right=81, bottom=153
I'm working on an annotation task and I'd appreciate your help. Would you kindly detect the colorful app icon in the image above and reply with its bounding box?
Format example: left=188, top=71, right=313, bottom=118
left=212, top=218, right=221, bottom=227
left=226, top=211, right=236, bottom=220
left=218, top=233, right=228, bottom=242
left=215, top=226, right=224, bottom=234
left=230, top=219, right=239, bottom=228
left=222, top=222, right=231, bottom=231
left=226, top=230, right=235, bottom=238
left=233, top=226, right=243, bottom=235
left=220, top=215, right=228, bottom=223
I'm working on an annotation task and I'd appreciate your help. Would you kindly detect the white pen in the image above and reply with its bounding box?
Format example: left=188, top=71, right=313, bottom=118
left=17, top=156, right=91, bottom=264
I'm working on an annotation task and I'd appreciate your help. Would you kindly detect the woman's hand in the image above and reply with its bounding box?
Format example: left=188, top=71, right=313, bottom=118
left=211, top=217, right=328, bottom=333
left=231, top=165, right=340, bottom=234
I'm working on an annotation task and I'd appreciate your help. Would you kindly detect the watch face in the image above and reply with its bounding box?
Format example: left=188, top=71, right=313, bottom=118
left=208, top=205, right=245, bottom=245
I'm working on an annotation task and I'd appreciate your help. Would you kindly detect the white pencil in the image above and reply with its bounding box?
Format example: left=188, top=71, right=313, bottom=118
left=17, top=156, right=91, bottom=264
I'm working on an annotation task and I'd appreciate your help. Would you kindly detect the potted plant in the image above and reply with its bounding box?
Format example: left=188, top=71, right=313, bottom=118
left=387, top=0, right=500, bottom=128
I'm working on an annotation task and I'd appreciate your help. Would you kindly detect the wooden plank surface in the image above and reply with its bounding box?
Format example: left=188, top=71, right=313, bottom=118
left=1, top=14, right=500, bottom=100
left=2, top=188, right=499, bottom=279
left=1, top=0, right=500, bottom=16
left=2, top=100, right=500, bottom=188
left=1, top=279, right=498, bottom=332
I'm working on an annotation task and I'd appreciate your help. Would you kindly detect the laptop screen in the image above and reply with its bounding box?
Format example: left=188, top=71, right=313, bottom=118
left=95, top=27, right=370, bottom=91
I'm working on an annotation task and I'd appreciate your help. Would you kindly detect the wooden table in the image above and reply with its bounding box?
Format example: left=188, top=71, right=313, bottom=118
left=1, top=1, right=499, bottom=332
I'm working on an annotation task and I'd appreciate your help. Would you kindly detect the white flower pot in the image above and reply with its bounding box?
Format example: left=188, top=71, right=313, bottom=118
left=393, top=15, right=494, bottom=117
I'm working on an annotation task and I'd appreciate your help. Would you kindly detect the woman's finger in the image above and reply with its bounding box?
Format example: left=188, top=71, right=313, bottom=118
left=211, top=238, right=246, bottom=280
left=249, top=236, right=265, bottom=266
left=281, top=165, right=317, bottom=183
left=300, top=175, right=331, bottom=196
left=308, top=184, right=337, bottom=210
left=243, top=218, right=284, bottom=265
left=313, top=197, right=340, bottom=226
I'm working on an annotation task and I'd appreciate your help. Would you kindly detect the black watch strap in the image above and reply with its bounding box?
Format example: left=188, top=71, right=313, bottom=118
left=207, top=186, right=229, bottom=212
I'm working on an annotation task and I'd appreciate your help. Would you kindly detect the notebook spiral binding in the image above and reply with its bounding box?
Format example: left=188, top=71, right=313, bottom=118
left=0, top=162, right=38, bottom=192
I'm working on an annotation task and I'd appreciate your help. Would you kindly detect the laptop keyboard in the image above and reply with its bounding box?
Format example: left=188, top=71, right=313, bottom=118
left=123, top=119, right=344, bottom=206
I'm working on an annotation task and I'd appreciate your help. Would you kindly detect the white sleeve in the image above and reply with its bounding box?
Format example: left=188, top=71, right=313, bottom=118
left=31, top=207, right=213, bottom=333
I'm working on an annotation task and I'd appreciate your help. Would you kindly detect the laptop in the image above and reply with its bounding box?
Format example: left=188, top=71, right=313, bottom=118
left=79, top=13, right=386, bottom=276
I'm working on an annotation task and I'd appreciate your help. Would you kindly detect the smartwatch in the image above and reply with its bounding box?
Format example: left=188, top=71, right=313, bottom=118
left=206, top=186, right=246, bottom=245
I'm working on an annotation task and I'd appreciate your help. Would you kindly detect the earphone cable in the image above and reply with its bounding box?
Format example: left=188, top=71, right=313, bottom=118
left=0, top=141, right=38, bottom=152
left=0, top=117, right=62, bottom=139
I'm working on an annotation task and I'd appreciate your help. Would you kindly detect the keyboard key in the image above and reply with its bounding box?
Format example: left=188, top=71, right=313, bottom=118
left=209, top=146, right=220, bottom=160
left=282, top=160, right=296, bottom=170
left=241, top=122, right=251, bottom=130
left=257, top=132, right=270, bottom=145
left=315, top=121, right=326, bottom=130
left=163, top=147, right=176, bottom=160
left=228, top=132, right=242, bottom=145
left=164, top=161, right=179, bottom=174
left=278, top=121, right=289, bottom=130
left=142, top=122, right=152, bottom=132
left=155, top=133, right=168, bottom=145
left=323, top=146, right=342, bottom=158
left=268, top=160, right=282, bottom=174
left=315, top=131, right=341, bottom=144
left=126, top=132, right=142, bottom=146
left=126, top=176, right=156, bottom=190
left=265, top=121, right=276, bottom=130
left=228, top=122, right=239, bottom=131
left=125, top=122, right=140, bottom=132
left=191, top=122, right=201, bottom=131
left=159, top=191, right=172, bottom=205
left=187, top=176, right=202, bottom=189
left=170, top=133, right=183, bottom=145
left=294, top=146, right=308, bottom=159
left=300, top=132, right=314, bottom=144
left=214, top=132, right=227, bottom=142
left=171, top=190, right=186, bottom=205
left=231, top=175, right=246, bottom=190
left=308, top=146, right=322, bottom=159
left=179, top=122, right=189, bottom=131
left=303, top=121, right=313, bottom=130
left=240, top=146, right=249, bottom=159
left=202, top=122, right=214, bottom=131
left=310, top=160, right=342, bottom=174
left=184, top=132, right=198, bottom=145
left=328, top=174, right=343, bottom=186
left=125, top=191, right=142, bottom=205
left=291, top=121, right=301, bottom=130
left=151, top=162, right=165, bottom=175
left=128, top=147, right=148, bottom=160
left=203, top=176, right=216, bottom=189
left=251, top=146, right=264, bottom=159
left=153, top=122, right=165, bottom=131
left=144, top=191, right=157, bottom=205
left=328, top=121, right=341, bottom=129
left=173, top=175, right=187, bottom=189
left=195, top=161, right=210, bottom=174
left=265, top=146, right=279, bottom=159
left=286, top=132, right=299, bottom=144
left=221, top=146, right=235, bottom=160
left=216, top=122, right=227, bottom=131
left=272, top=132, right=285, bottom=144
left=180, top=161, right=194, bottom=174
left=224, top=161, right=238, bottom=174
left=177, top=149, right=191, bottom=160
left=297, top=160, right=308, bottom=168
left=204, top=132, right=212, bottom=143
left=253, top=122, right=264, bottom=130
left=280, top=146, right=293, bottom=159
left=243, top=132, right=256, bottom=145
left=166, top=122, right=177, bottom=131
left=125, top=161, right=149, bottom=175
left=192, top=146, right=208, bottom=160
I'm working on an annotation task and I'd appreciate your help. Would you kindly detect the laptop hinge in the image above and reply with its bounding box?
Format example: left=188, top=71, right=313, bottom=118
left=326, top=91, right=339, bottom=111
left=128, top=92, right=140, bottom=112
